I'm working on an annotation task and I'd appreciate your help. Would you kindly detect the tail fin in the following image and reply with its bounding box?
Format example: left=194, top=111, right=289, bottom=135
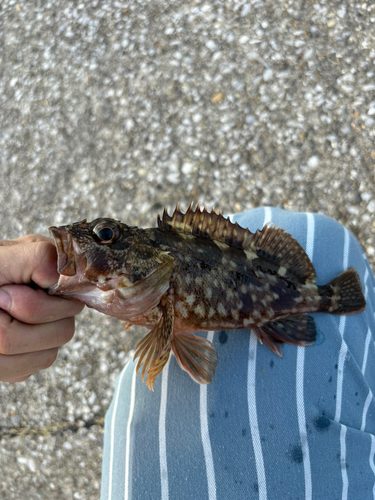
left=320, top=267, right=366, bottom=315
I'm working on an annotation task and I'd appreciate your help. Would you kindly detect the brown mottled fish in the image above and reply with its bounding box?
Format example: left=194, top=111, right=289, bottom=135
left=48, top=203, right=366, bottom=390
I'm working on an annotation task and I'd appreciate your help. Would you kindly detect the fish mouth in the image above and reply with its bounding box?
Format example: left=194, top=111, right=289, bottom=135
left=49, top=226, right=77, bottom=277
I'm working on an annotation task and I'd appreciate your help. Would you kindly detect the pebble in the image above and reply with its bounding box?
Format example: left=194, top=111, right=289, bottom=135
left=263, top=68, right=273, bottom=82
left=241, top=4, right=251, bottom=17
left=307, top=156, right=319, bottom=168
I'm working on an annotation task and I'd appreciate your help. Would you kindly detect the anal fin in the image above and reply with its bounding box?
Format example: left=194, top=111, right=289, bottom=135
left=172, top=333, right=218, bottom=384
left=252, top=326, right=284, bottom=357
left=253, top=314, right=317, bottom=357
left=133, top=295, right=174, bottom=390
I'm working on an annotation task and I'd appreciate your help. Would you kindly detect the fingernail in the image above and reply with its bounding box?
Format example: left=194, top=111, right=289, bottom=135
left=0, top=289, right=11, bottom=311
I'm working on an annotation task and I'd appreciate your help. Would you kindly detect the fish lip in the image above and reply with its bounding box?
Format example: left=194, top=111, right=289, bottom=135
left=48, top=226, right=77, bottom=277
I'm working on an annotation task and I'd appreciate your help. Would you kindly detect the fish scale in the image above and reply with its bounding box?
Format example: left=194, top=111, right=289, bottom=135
left=48, top=203, right=366, bottom=390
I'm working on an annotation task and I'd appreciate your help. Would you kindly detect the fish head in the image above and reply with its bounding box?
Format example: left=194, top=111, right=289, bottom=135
left=48, top=218, right=174, bottom=320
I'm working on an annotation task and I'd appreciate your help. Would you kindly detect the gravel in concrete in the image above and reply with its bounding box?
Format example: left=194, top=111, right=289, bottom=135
left=0, top=0, right=374, bottom=498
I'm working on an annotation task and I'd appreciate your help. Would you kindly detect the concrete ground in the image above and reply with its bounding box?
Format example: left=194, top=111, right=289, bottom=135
left=0, top=0, right=374, bottom=498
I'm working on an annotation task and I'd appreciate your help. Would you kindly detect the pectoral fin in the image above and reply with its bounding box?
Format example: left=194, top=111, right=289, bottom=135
left=133, top=295, right=174, bottom=390
left=171, top=333, right=218, bottom=384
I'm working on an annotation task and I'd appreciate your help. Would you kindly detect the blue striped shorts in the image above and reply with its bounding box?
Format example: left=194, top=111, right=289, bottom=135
left=100, top=207, right=375, bottom=500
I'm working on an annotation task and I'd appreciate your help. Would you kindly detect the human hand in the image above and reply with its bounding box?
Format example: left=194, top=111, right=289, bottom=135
left=0, top=234, right=84, bottom=382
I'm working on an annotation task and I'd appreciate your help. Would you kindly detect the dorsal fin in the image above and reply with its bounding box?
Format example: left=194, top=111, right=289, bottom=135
left=157, top=202, right=255, bottom=249
left=157, top=203, right=316, bottom=284
left=251, top=223, right=316, bottom=283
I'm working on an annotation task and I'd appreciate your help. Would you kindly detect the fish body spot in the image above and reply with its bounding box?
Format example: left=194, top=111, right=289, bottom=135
left=208, top=307, right=216, bottom=318
left=304, top=282, right=318, bottom=293
left=214, top=240, right=229, bottom=251
left=278, top=266, right=287, bottom=276
left=256, top=270, right=266, bottom=280
left=195, top=276, right=203, bottom=286
left=186, top=293, right=196, bottom=306
left=218, top=303, right=227, bottom=317
left=195, top=304, right=205, bottom=317
left=244, top=250, right=257, bottom=260
left=265, top=307, right=275, bottom=318
left=175, top=301, right=189, bottom=318
left=232, top=309, right=239, bottom=320
left=267, top=274, right=278, bottom=284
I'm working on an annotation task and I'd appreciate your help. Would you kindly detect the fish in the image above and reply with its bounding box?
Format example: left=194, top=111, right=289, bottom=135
left=48, top=203, right=366, bottom=390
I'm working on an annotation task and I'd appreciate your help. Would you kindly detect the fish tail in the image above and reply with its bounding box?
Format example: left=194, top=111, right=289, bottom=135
left=319, top=267, right=366, bottom=315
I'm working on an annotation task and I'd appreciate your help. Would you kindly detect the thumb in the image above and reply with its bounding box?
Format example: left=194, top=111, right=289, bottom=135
left=0, top=239, right=59, bottom=288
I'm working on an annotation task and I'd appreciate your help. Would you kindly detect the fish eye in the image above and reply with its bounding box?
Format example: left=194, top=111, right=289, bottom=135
left=93, top=223, right=120, bottom=245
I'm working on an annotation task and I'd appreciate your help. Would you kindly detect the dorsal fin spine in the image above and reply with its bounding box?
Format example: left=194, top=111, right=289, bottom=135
left=157, top=202, right=258, bottom=253
left=192, top=203, right=201, bottom=234
left=162, top=206, right=168, bottom=228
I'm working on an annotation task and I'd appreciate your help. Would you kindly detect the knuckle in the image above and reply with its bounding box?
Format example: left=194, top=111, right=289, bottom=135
left=62, top=318, right=75, bottom=344
left=9, top=374, right=31, bottom=383
left=56, top=318, right=75, bottom=346
left=41, top=240, right=56, bottom=259
left=19, top=294, right=41, bottom=324
left=0, top=332, right=11, bottom=355
left=20, top=234, right=39, bottom=244
left=42, top=348, right=58, bottom=369
left=24, top=241, right=54, bottom=276
left=0, top=314, right=12, bottom=355
left=18, top=234, right=50, bottom=245
left=34, top=240, right=52, bottom=264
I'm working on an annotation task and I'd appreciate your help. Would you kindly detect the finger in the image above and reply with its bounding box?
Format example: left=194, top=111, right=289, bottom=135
left=0, top=240, right=60, bottom=288
left=0, top=285, right=84, bottom=324
left=0, top=348, right=58, bottom=383
left=0, top=234, right=53, bottom=247
left=0, top=310, right=76, bottom=355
